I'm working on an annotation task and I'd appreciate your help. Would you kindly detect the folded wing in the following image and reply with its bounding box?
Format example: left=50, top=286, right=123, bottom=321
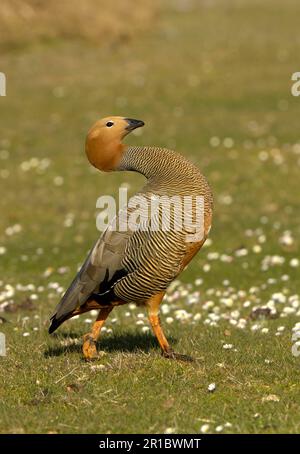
left=48, top=225, right=131, bottom=333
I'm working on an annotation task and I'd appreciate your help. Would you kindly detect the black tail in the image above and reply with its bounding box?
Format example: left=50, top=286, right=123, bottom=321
left=48, top=314, right=69, bottom=334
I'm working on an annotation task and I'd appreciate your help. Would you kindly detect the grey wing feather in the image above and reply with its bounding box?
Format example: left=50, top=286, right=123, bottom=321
left=49, top=224, right=131, bottom=328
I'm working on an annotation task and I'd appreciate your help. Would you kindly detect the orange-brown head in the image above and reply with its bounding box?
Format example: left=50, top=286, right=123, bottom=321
left=85, top=116, right=144, bottom=171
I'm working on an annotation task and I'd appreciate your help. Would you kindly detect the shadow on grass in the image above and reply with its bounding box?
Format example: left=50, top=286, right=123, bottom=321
left=44, top=331, right=177, bottom=358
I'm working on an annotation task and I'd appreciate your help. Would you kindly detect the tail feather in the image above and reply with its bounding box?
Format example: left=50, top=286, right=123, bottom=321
left=48, top=229, right=127, bottom=334
left=48, top=314, right=69, bottom=334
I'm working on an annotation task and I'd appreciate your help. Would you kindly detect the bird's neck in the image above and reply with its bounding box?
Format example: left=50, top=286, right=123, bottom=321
left=117, top=145, right=213, bottom=213
left=117, top=145, right=193, bottom=182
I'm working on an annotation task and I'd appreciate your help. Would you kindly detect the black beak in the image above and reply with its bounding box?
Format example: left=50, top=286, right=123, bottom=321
left=125, top=118, right=145, bottom=131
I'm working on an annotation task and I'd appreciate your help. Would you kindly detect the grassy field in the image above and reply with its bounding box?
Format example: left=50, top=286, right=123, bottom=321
left=0, top=0, right=157, bottom=49
left=1, top=0, right=300, bottom=434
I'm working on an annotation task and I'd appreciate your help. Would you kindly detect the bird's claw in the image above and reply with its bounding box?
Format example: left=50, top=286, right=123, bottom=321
left=82, top=334, right=98, bottom=361
left=162, top=349, right=194, bottom=363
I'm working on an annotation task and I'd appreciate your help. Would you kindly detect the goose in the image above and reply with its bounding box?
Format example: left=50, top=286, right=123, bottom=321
left=49, top=116, right=213, bottom=361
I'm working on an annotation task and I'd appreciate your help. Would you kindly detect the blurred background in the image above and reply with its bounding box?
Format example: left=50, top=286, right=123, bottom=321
left=1, top=0, right=300, bottom=434
left=0, top=0, right=156, bottom=48
left=1, top=0, right=299, bottom=280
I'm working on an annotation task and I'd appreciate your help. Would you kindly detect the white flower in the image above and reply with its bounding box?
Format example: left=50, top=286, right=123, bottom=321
left=161, top=304, right=170, bottom=314
left=220, top=297, right=233, bottom=308
left=237, top=319, right=247, bottom=329
left=164, top=427, right=176, bottom=434
left=54, top=176, right=64, bottom=186
left=259, top=151, right=269, bottom=161
left=220, top=254, right=233, bottom=263
left=174, top=309, right=191, bottom=321
left=209, top=313, right=220, bottom=322
left=272, top=292, right=286, bottom=304
left=203, top=301, right=214, bottom=310
left=223, top=137, right=234, bottom=148
left=289, top=295, right=299, bottom=308
left=195, top=278, right=203, bottom=286
left=218, top=194, right=233, bottom=205
left=208, top=383, right=216, bottom=392
left=279, top=231, right=294, bottom=246
left=251, top=324, right=260, bottom=331
left=230, top=310, right=240, bottom=320
left=283, top=307, right=295, bottom=314
left=5, top=224, right=22, bottom=236
left=200, top=424, right=210, bottom=433
left=292, top=322, right=300, bottom=331
left=209, top=136, right=220, bottom=147
left=290, top=258, right=299, bottom=268
left=207, top=252, right=219, bottom=260
left=253, top=245, right=262, bottom=253
left=187, top=295, right=198, bottom=305
left=235, top=248, right=248, bottom=257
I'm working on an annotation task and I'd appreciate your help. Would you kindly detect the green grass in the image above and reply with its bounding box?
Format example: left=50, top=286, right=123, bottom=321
left=1, top=0, right=300, bottom=434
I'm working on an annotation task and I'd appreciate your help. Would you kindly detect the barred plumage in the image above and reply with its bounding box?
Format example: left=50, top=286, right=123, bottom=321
left=49, top=116, right=213, bottom=361
left=113, top=146, right=212, bottom=303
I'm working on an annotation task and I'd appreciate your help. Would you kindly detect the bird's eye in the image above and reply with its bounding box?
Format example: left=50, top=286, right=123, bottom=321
left=106, top=121, right=114, bottom=127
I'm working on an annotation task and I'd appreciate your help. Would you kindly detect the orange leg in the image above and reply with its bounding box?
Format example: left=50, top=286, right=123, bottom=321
left=146, top=292, right=193, bottom=362
left=82, top=306, right=113, bottom=361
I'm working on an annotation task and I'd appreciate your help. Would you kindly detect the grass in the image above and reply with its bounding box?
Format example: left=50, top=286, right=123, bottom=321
left=0, top=0, right=157, bottom=49
left=1, top=0, right=300, bottom=434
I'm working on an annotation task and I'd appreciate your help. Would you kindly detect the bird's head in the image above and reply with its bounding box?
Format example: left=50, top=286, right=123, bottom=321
left=85, top=116, right=144, bottom=171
